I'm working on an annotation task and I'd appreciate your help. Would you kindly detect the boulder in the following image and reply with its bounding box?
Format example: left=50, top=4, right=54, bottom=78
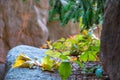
left=0, top=0, right=79, bottom=63
left=5, top=45, right=61, bottom=80
left=48, top=21, right=79, bottom=42
left=0, top=0, right=49, bottom=63
left=5, top=45, right=104, bottom=80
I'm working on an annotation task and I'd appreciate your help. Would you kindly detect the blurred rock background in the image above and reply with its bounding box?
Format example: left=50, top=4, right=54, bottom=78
left=0, top=0, right=79, bottom=63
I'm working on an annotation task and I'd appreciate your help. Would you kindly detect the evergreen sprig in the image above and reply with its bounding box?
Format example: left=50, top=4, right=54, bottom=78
left=49, top=0, right=105, bottom=29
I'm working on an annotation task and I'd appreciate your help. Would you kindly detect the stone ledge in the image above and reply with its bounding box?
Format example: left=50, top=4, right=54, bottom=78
left=5, top=45, right=61, bottom=80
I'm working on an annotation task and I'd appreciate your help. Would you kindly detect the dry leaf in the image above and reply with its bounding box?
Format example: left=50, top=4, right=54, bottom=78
left=12, top=53, right=35, bottom=68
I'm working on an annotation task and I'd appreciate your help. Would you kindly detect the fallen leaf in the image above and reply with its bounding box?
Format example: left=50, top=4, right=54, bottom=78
left=12, top=53, right=35, bottom=68
left=40, top=56, right=54, bottom=71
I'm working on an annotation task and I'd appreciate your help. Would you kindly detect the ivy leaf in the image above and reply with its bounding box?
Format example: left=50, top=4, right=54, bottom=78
left=62, top=51, right=70, bottom=55
left=59, top=55, right=69, bottom=60
left=79, top=52, right=88, bottom=62
left=75, top=34, right=83, bottom=41
left=80, top=51, right=97, bottom=62
left=58, top=61, right=72, bottom=80
left=75, top=61, right=85, bottom=69
left=41, top=56, right=54, bottom=71
left=45, top=50, right=61, bottom=58
left=53, top=42, right=62, bottom=50
left=88, top=52, right=96, bottom=61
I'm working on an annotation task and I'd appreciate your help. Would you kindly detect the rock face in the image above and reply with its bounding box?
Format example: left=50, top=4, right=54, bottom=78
left=48, top=21, right=79, bottom=42
left=0, top=0, right=49, bottom=63
left=0, top=0, right=79, bottom=63
left=5, top=45, right=61, bottom=80
left=5, top=45, right=107, bottom=80
left=100, top=0, right=120, bottom=80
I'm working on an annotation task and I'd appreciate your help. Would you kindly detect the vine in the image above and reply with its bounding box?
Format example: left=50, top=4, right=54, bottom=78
left=41, top=30, right=100, bottom=79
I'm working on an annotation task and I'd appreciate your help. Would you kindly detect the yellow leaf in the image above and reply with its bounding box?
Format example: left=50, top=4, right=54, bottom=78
left=12, top=59, right=25, bottom=68
left=40, top=44, right=48, bottom=49
left=53, top=61, right=60, bottom=69
left=19, top=61, right=35, bottom=68
left=47, top=41, right=53, bottom=49
left=12, top=53, right=32, bottom=68
left=17, top=53, right=31, bottom=61
left=41, top=56, right=54, bottom=71
left=70, top=57, right=77, bottom=62
left=40, top=41, right=52, bottom=49
left=82, top=30, right=88, bottom=35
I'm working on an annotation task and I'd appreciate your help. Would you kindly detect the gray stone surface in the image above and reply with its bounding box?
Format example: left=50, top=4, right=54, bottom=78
left=4, top=45, right=105, bottom=80
left=5, top=45, right=61, bottom=80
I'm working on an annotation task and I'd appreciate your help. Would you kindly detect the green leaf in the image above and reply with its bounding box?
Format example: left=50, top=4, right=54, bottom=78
left=58, top=61, right=72, bottom=80
left=80, top=51, right=98, bottom=62
left=79, top=52, right=88, bottom=62
left=53, top=42, right=63, bottom=50
left=88, top=52, right=96, bottom=61
left=75, top=61, right=85, bottom=69
left=59, top=55, right=69, bottom=60
left=41, top=56, right=54, bottom=71
left=45, top=50, right=61, bottom=58
left=62, top=51, right=70, bottom=55
left=75, top=34, right=83, bottom=41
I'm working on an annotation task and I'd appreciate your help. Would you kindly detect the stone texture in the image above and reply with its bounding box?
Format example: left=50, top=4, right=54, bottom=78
left=0, top=0, right=49, bottom=63
left=4, top=45, right=88, bottom=80
left=48, top=21, right=79, bottom=42
left=0, top=0, right=79, bottom=63
left=5, top=45, right=61, bottom=80
left=5, top=45, right=106, bottom=80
